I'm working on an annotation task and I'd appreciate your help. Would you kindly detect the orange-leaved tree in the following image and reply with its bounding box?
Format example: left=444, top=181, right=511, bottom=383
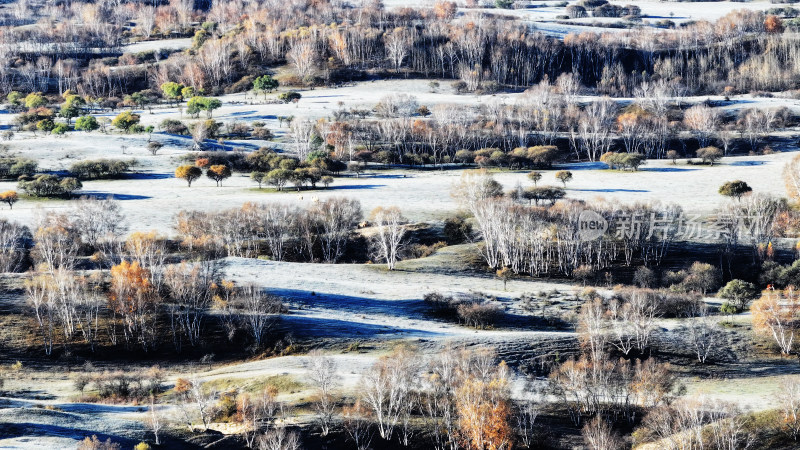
left=0, top=190, right=18, bottom=209
left=109, top=260, right=159, bottom=350
left=455, top=361, right=514, bottom=450
left=752, top=287, right=800, bottom=355
left=206, top=164, right=231, bottom=187
left=175, top=165, right=202, bottom=187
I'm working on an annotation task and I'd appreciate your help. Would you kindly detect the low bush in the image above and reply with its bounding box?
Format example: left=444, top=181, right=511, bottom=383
left=159, top=118, right=188, bottom=134
left=76, top=366, right=165, bottom=403
left=443, top=216, right=473, bottom=244
left=0, top=157, right=36, bottom=179
left=18, top=174, right=81, bottom=198
left=612, top=287, right=703, bottom=318
left=77, top=435, right=120, bottom=450
left=69, top=159, right=135, bottom=180
left=409, top=241, right=447, bottom=258
left=423, top=291, right=503, bottom=328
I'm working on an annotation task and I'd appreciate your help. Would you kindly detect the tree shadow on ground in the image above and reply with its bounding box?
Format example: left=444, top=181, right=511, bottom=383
left=326, top=184, right=386, bottom=190
left=570, top=188, right=649, bottom=193
left=278, top=315, right=443, bottom=339
left=79, top=192, right=150, bottom=200
left=728, top=160, right=766, bottom=166
left=639, top=167, right=699, bottom=172
left=271, top=288, right=556, bottom=335
left=123, top=172, right=172, bottom=180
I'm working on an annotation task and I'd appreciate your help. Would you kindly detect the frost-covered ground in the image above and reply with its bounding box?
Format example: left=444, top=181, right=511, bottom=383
left=123, top=38, right=193, bottom=54
left=0, top=144, right=791, bottom=235
left=378, top=0, right=778, bottom=37
left=0, top=48, right=797, bottom=446
left=0, top=78, right=794, bottom=234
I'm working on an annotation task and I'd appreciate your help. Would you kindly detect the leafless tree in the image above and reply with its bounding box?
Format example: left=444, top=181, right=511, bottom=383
left=238, top=388, right=280, bottom=448
left=683, top=104, right=718, bottom=148
left=582, top=416, right=621, bottom=450
left=0, top=219, right=30, bottom=273
left=556, top=72, right=581, bottom=104
left=740, top=107, right=777, bottom=151
left=707, top=403, right=754, bottom=450
left=779, top=377, right=800, bottom=440
left=290, top=119, right=317, bottom=161
left=606, top=298, right=635, bottom=356
left=312, top=197, right=362, bottom=263
left=579, top=297, right=608, bottom=364
left=375, top=94, right=419, bottom=119
left=625, top=290, right=658, bottom=352
left=361, top=346, right=418, bottom=440
left=306, top=350, right=339, bottom=436
left=577, top=98, right=617, bottom=161
left=784, top=153, right=800, bottom=202
left=735, top=193, right=784, bottom=260
left=369, top=206, right=407, bottom=270
left=515, top=393, right=542, bottom=449
left=71, top=197, right=127, bottom=260
left=684, top=305, right=723, bottom=364
left=238, top=285, right=283, bottom=347
left=252, top=203, right=299, bottom=262
left=385, top=28, right=411, bottom=72
left=125, top=231, right=168, bottom=291
left=258, top=425, right=301, bottom=450
left=752, top=288, right=800, bottom=355
left=188, top=375, right=215, bottom=432
left=26, top=274, right=57, bottom=355
left=147, top=396, right=164, bottom=445
left=343, top=400, right=373, bottom=450
left=137, top=7, right=156, bottom=39
left=33, top=212, right=81, bottom=271
left=74, top=273, right=104, bottom=352
left=288, top=39, right=317, bottom=81
left=192, top=120, right=209, bottom=148
left=420, top=345, right=460, bottom=450
left=717, top=125, right=735, bottom=155
left=164, top=261, right=218, bottom=350
left=53, top=59, right=76, bottom=96
left=639, top=395, right=753, bottom=450
left=197, top=38, right=233, bottom=87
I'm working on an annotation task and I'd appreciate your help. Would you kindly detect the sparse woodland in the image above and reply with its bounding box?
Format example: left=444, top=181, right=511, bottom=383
left=5, top=0, right=800, bottom=449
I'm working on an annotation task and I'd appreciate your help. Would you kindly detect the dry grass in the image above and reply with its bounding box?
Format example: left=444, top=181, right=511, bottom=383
left=202, top=374, right=306, bottom=395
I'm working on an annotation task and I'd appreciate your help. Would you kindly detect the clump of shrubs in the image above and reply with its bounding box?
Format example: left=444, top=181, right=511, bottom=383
left=610, top=287, right=703, bottom=318
left=78, top=435, right=121, bottom=450
left=424, top=292, right=503, bottom=329
left=160, top=118, right=189, bottom=135
left=74, top=366, right=165, bottom=403
left=0, top=156, right=36, bottom=179
left=69, top=159, right=136, bottom=180
left=18, top=174, right=82, bottom=198
left=600, top=151, right=646, bottom=170
left=409, top=241, right=447, bottom=258
left=443, top=216, right=473, bottom=244
left=247, top=147, right=346, bottom=191
left=664, top=261, right=721, bottom=295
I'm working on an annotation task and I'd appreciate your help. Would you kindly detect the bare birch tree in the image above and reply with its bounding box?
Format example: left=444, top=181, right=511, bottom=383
left=369, top=206, right=407, bottom=270
left=306, top=350, right=339, bottom=436
left=312, top=197, right=362, bottom=263
left=360, top=347, right=418, bottom=441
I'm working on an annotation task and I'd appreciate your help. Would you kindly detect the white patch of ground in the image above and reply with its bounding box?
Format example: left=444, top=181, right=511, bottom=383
left=379, top=0, right=778, bottom=36
left=223, top=256, right=576, bottom=340
left=0, top=139, right=791, bottom=236
left=122, top=38, right=193, bottom=54
left=0, top=397, right=149, bottom=449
